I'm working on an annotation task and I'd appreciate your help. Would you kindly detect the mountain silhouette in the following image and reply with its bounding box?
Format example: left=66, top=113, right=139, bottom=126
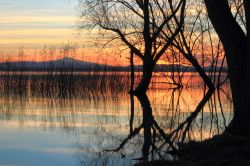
left=0, top=57, right=117, bottom=71
left=0, top=57, right=227, bottom=72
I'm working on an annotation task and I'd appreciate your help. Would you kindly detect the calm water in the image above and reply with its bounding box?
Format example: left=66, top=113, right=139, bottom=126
left=0, top=72, right=232, bottom=166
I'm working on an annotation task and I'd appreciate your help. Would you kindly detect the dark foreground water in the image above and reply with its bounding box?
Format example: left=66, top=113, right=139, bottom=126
left=0, top=72, right=232, bottom=166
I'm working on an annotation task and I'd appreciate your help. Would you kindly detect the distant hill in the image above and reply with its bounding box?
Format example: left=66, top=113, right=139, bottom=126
left=0, top=57, right=121, bottom=71
left=0, top=57, right=227, bottom=72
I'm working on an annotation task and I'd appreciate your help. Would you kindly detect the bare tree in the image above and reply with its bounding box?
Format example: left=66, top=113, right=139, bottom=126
left=79, top=0, right=186, bottom=94
left=165, top=0, right=219, bottom=90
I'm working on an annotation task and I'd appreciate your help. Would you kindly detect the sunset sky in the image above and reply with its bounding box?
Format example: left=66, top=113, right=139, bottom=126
left=0, top=0, right=216, bottom=66
left=0, top=0, right=78, bottom=47
left=0, top=0, right=129, bottom=65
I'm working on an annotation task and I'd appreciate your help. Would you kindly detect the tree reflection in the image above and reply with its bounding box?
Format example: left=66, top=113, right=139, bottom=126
left=168, top=89, right=214, bottom=144
left=105, top=93, right=172, bottom=161
left=105, top=88, right=216, bottom=162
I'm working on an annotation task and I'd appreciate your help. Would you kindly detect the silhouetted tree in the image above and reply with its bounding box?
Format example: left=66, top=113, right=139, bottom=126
left=79, top=0, right=186, bottom=94
left=204, top=0, right=250, bottom=136
left=161, top=1, right=216, bottom=89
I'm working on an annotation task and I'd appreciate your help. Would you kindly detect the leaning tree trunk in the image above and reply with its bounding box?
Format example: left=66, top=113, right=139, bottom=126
left=205, top=0, right=250, bottom=136
left=231, top=0, right=250, bottom=136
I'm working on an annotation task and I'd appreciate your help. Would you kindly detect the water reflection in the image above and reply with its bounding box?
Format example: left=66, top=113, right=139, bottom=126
left=0, top=73, right=232, bottom=165
left=100, top=88, right=222, bottom=164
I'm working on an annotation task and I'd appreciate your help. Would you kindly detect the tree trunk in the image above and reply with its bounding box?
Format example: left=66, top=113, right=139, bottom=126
left=132, top=58, right=154, bottom=95
left=204, top=0, right=250, bottom=136
left=229, top=0, right=250, bottom=135
left=130, top=51, right=135, bottom=92
left=131, top=1, right=154, bottom=95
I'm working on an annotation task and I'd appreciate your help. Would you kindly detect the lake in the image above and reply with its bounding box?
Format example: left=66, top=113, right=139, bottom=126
left=0, top=72, right=232, bottom=166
